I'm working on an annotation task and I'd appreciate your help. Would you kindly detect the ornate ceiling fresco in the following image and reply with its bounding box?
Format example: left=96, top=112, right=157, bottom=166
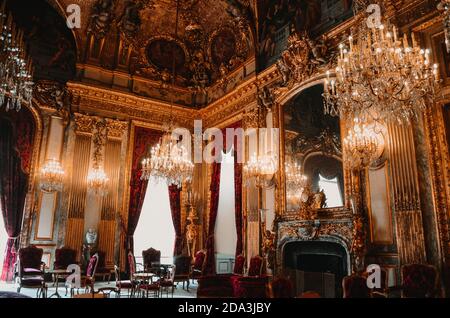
left=38, top=0, right=256, bottom=107
left=7, top=0, right=77, bottom=83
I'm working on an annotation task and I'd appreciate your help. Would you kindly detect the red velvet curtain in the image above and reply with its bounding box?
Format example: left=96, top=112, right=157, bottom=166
left=203, top=161, right=221, bottom=275
left=0, top=109, right=35, bottom=282
left=234, top=154, right=243, bottom=257
left=203, top=121, right=243, bottom=274
left=169, top=185, right=183, bottom=256
left=126, top=127, right=162, bottom=255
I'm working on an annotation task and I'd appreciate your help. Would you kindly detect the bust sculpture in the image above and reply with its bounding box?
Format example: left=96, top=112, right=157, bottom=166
left=86, top=228, right=98, bottom=245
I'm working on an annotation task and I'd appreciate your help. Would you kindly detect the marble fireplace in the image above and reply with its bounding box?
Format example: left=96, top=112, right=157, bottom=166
left=276, top=215, right=353, bottom=297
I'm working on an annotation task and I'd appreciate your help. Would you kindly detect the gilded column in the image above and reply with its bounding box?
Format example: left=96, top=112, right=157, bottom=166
left=387, top=123, right=427, bottom=265
left=65, top=114, right=95, bottom=260
left=98, top=119, right=127, bottom=269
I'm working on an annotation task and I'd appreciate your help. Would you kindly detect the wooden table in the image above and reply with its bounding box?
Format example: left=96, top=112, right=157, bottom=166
left=47, top=269, right=70, bottom=298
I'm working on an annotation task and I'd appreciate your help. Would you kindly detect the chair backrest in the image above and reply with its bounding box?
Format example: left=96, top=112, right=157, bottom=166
left=193, top=250, right=206, bottom=271
left=86, top=253, right=99, bottom=278
left=114, top=265, right=120, bottom=286
left=166, top=265, right=176, bottom=282
left=19, top=246, right=43, bottom=271
left=142, top=248, right=161, bottom=269
left=271, top=277, right=294, bottom=298
left=342, top=274, right=370, bottom=298
left=248, top=255, right=263, bottom=277
left=54, top=248, right=76, bottom=269
left=402, top=264, right=438, bottom=298
left=96, top=251, right=106, bottom=269
left=127, top=251, right=137, bottom=280
left=174, top=255, right=191, bottom=275
left=233, top=254, right=246, bottom=275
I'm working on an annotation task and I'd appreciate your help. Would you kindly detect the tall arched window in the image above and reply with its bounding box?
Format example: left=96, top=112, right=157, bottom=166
left=215, top=150, right=237, bottom=273
left=318, top=174, right=343, bottom=208
left=134, top=178, right=175, bottom=264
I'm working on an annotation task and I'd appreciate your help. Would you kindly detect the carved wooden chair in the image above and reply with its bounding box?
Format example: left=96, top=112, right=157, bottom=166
left=191, top=250, right=206, bottom=283
left=16, top=246, right=47, bottom=298
left=174, top=255, right=191, bottom=291
left=70, top=253, right=99, bottom=297
left=342, top=274, right=371, bottom=298
left=159, top=264, right=176, bottom=298
left=400, top=264, right=439, bottom=298
left=114, top=265, right=136, bottom=298
left=142, top=248, right=161, bottom=272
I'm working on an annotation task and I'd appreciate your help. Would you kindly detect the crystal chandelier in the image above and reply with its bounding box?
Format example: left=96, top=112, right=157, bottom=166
left=285, top=159, right=308, bottom=205
left=285, top=159, right=308, bottom=192
left=244, top=150, right=278, bottom=188
left=87, top=122, right=109, bottom=196
left=0, top=2, right=34, bottom=112
left=140, top=0, right=194, bottom=189
left=438, top=0, right=450, bottom=53
left=141, top=132, right=194, bottom=188
left=87, top=168, right=109, bottom=196
left=343, top=118, right=383, bottom=170
left=323, top=21, right=440, bottom=124
left=40, top=159, right=65, bottom=193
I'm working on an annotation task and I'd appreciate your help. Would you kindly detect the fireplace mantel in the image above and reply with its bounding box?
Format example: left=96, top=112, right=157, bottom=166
left=276, top=212, right=354, bottom=275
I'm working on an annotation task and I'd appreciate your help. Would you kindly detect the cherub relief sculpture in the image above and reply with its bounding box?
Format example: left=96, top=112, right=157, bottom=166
left=257, top=86, right=274, bottom=111
left=276, top=31, right=334, bottom=87
left=118, top=0, right=144, bottom=40
left=88, top=0, right=115, bottom=39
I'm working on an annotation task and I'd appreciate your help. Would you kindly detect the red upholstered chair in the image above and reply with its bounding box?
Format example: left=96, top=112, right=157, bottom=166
left=159, top=264, right=176, bottom=298
left=232, top=255, right=267, bottom=298
left=271, top=277, right=294, bottom=298
left=342, top=274, right=371, bottom=298
left=174, top=255, right=191, bottom=291
left=142, top=248, right=161, bottom=272
left=70, top=253, right=99, bottom=296
left=401, top=264, right=439, bottom=298
left=94, top=251, right=112, bottom=283
left=248, top=255, right=264, bottom=277
left=114, top=265, right=136, bottom=298
left=197, top=274, right=234, bottom=298
left=233, top=254, right=246, bottom=275
left=17, top=246, right=47, bottom=298
left=191, top=250, right=206, bottom=283
left=364, top=266, right=389, bottom=298
left=54, top=248, right=77, bottom=270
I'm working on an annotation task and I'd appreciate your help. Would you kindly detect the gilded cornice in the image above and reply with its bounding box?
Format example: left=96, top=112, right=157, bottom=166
left=68, top=82, right=195, bottom=128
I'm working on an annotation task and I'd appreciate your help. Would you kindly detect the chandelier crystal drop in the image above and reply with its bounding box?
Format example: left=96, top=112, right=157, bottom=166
left=343, top=119, right=382, bottom=170
left=141, top=132, right=194, bottom=188
left=323, top=22, right=440, bottom=124
left=40, top=159, right=65, bottom=193
left=0, top=2, right=34, bottom=112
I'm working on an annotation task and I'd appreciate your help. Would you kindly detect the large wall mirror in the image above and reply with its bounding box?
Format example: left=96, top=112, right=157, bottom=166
left=284, top=84, right=344, bottom=212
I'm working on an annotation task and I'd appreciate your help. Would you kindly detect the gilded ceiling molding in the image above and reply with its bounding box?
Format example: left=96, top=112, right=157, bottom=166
left=68, top=82, right=195, bottom=128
